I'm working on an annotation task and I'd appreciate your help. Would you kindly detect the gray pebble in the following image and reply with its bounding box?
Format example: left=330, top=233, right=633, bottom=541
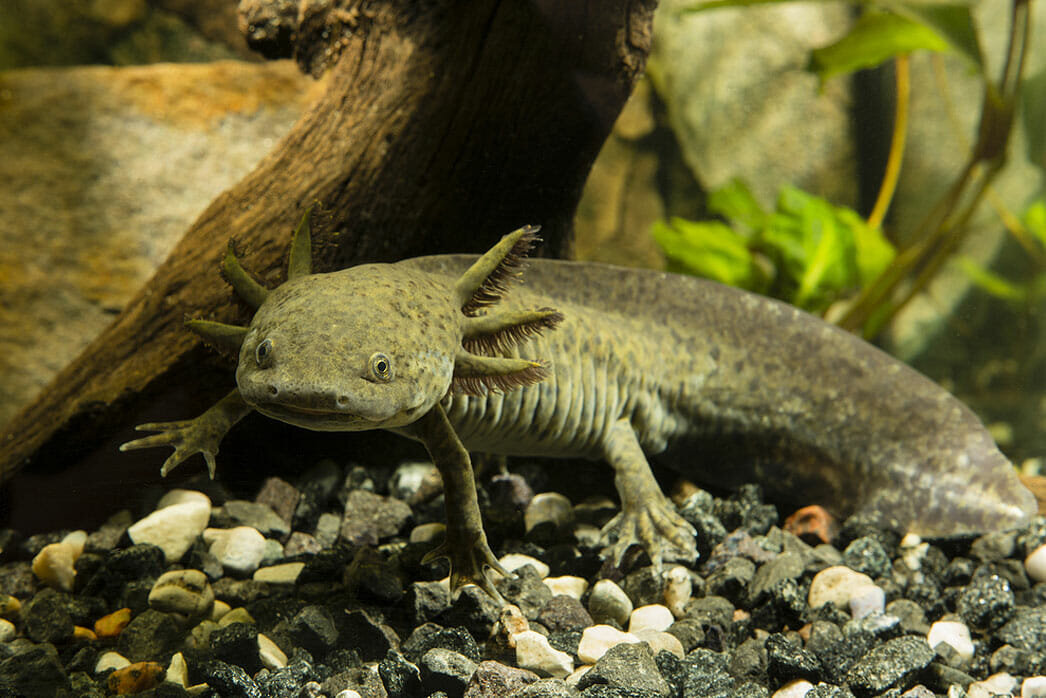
left=844, top=636, right=934, bottom=695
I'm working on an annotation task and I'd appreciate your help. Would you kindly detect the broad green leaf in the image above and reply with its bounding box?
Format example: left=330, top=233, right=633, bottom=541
left=883, top=1, right=982, bottom=68
left=808, top=11, right=952, bottom=82
left=652, top=218, right=765, bottom=290
left=707, top=178, right=766, bottom=235
left=840, top=208, right=896, bottom=284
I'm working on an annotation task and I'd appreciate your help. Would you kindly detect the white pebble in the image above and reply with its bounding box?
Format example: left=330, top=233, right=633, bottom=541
left=968, top=672, right=1017, bottom=698
left=588, top=579, right=633, bottom=626
left=927, top=620, right=974, bottom=661
left=210, top=600, right=232, bottom=622
left=149, top=569, right=214, bottom=616
left=524, top=492, right=574, bottom=534
left=772, top=679, right=814, bottom=698
left=577, top=624, right=641, bottom=664
left=628, top=604, right=675, bottom=634
left=204, top=526, right=267, bottom=575
left=565, top=665, right=592, bottom=686
left=253, top=562, right=305, bottom=584
left=166, top=652, right=189, bottom=686
left=1022, top=675, right=1046, bottom=697
left=218, top=607, right=255, bottom=627
left=334, top=691, right=362, bottom=698
left=849, top=584, right=885, bottom=619
left=409, top=522, right=445, bottom=545
left=32, top=542, right=79, bottom=591
left=808, top=565, right=880, bottom=615
left=513, top=629, right=574, bottom=678
left=543, top=575, right=588, bottom=599
left=633, top=629, right=684, bottom=658
left=0, top=618, right=14, bottom=642
left=663, top=565, right=692, bottom=618
left=900, top=533, right=929, bottom=571
left=497, top=553, right=550, bottom=578
left=60, top=530, right=88, bottom=557
left=128, top=490, right=211, bottom=562
left=258, top=632, right=287, bottom=670
left=95, top=651, right=130, bottom=673
left=1025, top=544, right=1046, bottom=583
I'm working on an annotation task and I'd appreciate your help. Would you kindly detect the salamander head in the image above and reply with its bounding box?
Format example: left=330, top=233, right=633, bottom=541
left=236, top=266, right=460, bottom=431
left=188, top=213, right=562, bottom=432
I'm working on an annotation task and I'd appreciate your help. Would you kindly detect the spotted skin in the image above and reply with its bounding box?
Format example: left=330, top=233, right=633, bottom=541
left=123, top=229, right=1037, bottom=597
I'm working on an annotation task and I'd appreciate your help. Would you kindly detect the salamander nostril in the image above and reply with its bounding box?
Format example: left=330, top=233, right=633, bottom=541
left=268, top=385, right=278, bottom=397
left=336, top=395, right=349, bottom=409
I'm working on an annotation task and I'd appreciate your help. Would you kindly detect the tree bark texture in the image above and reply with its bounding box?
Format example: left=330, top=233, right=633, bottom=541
left=0, top=0, right=657, bottom=528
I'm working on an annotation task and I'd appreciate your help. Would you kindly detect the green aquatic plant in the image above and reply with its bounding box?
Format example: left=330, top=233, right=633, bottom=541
left=653, top=180, right=896, bottom=313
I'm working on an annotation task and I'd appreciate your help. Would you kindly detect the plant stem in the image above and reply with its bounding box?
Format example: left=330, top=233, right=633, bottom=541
left=867, top=54, right=910, bottom=230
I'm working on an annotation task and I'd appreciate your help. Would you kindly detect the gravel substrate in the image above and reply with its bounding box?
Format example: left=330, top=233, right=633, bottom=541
left=1, top=457, right=1045, bottom=698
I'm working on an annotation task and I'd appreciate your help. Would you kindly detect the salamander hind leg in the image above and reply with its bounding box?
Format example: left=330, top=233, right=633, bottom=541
left=599, top=418, right=698, bottom=568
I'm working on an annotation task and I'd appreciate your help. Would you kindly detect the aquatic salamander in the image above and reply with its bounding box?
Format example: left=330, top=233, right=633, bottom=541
left=122, top=215, right=1036, bottom=596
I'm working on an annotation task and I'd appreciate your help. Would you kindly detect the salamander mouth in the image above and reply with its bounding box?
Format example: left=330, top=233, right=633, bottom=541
left=255, top=402, right=383, bottom=431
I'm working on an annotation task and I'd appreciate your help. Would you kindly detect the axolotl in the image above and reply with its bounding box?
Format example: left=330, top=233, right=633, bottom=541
left=122, top=216, right=1036, bottom=596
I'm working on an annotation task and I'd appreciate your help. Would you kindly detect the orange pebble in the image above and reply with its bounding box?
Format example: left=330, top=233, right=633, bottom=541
left=94, top=608, right=132, bottom=638
left=106, top=661, right=165, bottom=695
left=73, top=625, right=97, bottom=641
left=783, top=505, right=837, bottom=545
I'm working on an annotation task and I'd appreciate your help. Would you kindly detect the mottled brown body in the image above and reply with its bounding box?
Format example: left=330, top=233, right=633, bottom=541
left=124, top=223, right=1035, bottom=595
left=404, top=255, right=1035, bottom=537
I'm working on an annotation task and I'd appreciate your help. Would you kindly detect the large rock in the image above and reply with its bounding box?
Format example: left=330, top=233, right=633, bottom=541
left=0, top=60, right=321, bottom=426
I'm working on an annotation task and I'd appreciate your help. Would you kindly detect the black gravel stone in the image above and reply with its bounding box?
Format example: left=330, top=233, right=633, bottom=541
left=0, top=644, right=70, bottom=696
left=844, top=636, right=934, bottom=697
left=576, top=641, right=671, bottom=697
left=402, top=623, right=482, bottom=664
left=732, top=682, right=770, bottom=698
left=340, top=608, right=398, bottom=662
left=344, top=546, right=405, bottom=604
left=807, top=685, right=855, bottom=697
left=405, top=580, right=452, bottom=624
left=209, top=621, right=262, bottom=675
left=706, top=556, right=755, bottom=605
left=750, top=577, right=806, bottom=631
left=68, top=671, right=107, bottom=698
left=956, top=574, right=1015, bottom=630
left=64, top=645, right=99, bottom=675
left=996, top=605, right=1046, bottom=652
left=815, top=630, right=877, bottom=684
left=118, top=609, right=182, bottom=663
left=290, top=605, right=339, bottom=659
left=379, top=650, right=424, bottom=698
left=547, top=629, right=583, bottom=657
left=989, top=643, right=1045, bottom=676
left=82, top=544, right=166, bottom=601
left=842, top=537, right=891, bottom=579
left=656, top=648, right=687, bottom=697
left=748, top=552, right=804, bottom=606
left=200, top=659, right=262, bottom=698
left=680, top=506, right=727, bottom=560
left=437, top=585, right=501, bottom=639
left=728, top=636, right=768, bottom=684
left=666, top=618, right=705, bottom=654
left=714, top=485, right=777, bottom=536
left=765, top=632, right=822, bottom=683
left=418, top=647, right=477, bottom=698
left=497, top=565, right=553, bottom=619
left=257, top=657, right=317, bottom=698
left=903, top=577, right=944, bottom=621
left=23, top=588, right=74, bottom=644
left=681, top=648, right=736, bottom=698
left=621, top=566, right=666, bottom=607
left=537, top=594, right=594, bottom=633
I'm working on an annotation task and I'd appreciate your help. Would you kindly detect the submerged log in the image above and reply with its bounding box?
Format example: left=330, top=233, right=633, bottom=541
left=0, top=0, right=656, bottom=528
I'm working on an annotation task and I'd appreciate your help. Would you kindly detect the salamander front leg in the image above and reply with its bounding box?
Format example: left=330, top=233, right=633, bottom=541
left=409, top=403, right=508, bottom=600
left=120, top=388, right=252, bottom=478
left=600, top=418, right=698, bottom=568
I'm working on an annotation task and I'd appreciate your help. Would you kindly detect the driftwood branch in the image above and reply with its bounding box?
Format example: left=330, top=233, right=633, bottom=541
left=0, top=0, right=656, bottom=528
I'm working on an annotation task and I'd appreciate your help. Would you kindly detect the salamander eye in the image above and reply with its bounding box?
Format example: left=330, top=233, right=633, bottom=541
left=370, top=352, right=393, bottom=382
left=255, top=338, right=273, bottom=367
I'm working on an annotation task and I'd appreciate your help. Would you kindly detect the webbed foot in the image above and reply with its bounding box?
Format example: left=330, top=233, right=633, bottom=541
left=119, top=389, right=251, bottom=478
left=600, top=497, right=698, bottom=568
left=422, top=530, right=509, bottom=601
